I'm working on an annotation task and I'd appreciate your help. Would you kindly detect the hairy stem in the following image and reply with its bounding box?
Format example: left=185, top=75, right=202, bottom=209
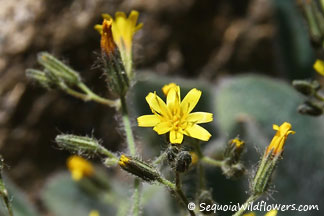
left=175, top=173, right=196, bottom=216
left=119, top=95, right=140, bottom=216
left=232, top=195, right=259, bottom=216
left=201, top=156, right=224, bottom=167
left=193, top=142, right=206, bottom=189
left=153, top=151, right=167, bottom=165
left=132, top=178, right=141, bottom=216
left=120, top=96, right=136, bottom=156
left=78, top=82, right=120, bottom=108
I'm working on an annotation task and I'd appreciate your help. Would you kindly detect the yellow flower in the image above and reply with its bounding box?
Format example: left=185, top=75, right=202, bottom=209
left=313, top=59, right=324, bottom=76
left=266, top=122, right=295, bottom=155
left=243, top=210, right=277, bottom=216
left=137, top=83, right=213, bottom=144
left=243, top=213, right=255, bottom=216
left=95, top=10, right=143, bottom=76
left=231, top=138, right=244, bottom=148
left=89, top=210, right=100, bottom=216
left=66, top=156, right=94, bottom=181
left=265, top=210, right=278, bottom=216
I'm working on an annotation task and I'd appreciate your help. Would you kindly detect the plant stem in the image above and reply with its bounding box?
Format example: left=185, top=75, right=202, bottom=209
left=158, top=176, right=176, bottom=190
left=201, top=156, right=224, bottom=167
left=98, top=146, right=118, bottom=161
left=77, top=82, right=120, bottom=108
left=198, top=163, right=206, bottom=189
left=132, top=178, right=141, bottom=216
left=153, top=151, right=167, bottom=165
left=0, top=156, right=13, bottom=216
left=3, top=196, right=13, bottom=216
left=158, top=174, right=196, bottom=216
left=192, top=142, right=206, bottom=189
left=232, top=195, right=259, bottom=216
left=119, top=95, right=140, bottom=216
left=175, top=173, right=196, bottom=216
left=60, top=82, right=120, bottom=108
left=120, top=96, right=136, bottom=156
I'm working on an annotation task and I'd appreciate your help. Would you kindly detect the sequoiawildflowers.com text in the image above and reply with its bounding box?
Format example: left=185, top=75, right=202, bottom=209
left=190, top=201, right=319, bottom=214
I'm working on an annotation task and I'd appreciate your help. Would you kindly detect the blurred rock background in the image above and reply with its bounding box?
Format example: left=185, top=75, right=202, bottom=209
left=0, top=0, right=321, bottom=215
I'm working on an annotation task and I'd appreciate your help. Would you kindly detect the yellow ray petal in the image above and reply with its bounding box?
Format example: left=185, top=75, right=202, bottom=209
left=166, top=87, right=181, bottom=113
left=243, top=213, right=255, bottom=216
left=135, top=23, right=143, bottom=32
left=102, top=13, right=112, bottom=20
left=187, top=112, right=213, bottom=124
left=265, top=210, right=277, bottom=216
left=162, top=83, right=178, bottom=96
left=180, top=88, right=202, bottom=114
left=145, top=92, right=169, bottom=117
left=128, top=10, right=140, bottom=29
left=313, top=59, right=324, bottom=76
left=153, top=122, right=172, bottom=134
left=137, top=115, right=160, bottom=127
left=184, top=124, right=211, bottom=141
left=272, top=124, right=279, bottom=131
left=169, top=130, right=183, bottom=144
left=94, top=24, right=103, bottom=34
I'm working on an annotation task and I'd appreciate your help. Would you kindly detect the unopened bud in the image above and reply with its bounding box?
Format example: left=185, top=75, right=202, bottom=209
left=251, top=122, right=294, bottom=195
left=37, top=52, right=81, bottom=85
left=26, top=69, right=56, bottom=89
left=224, top=138, right=245, bottom=164
left=55, top=134, right=109, bottom=156
left=119, top=155, right=160, bottom=182
left=99, top=19, right=129, bottom=97
left=175, top=151, right=192, bottom=173
left=298, top=101, right=323, bottom=116
left=166, top=144, right=180, bottom=165
left=292, top=80, right=315, bottom=96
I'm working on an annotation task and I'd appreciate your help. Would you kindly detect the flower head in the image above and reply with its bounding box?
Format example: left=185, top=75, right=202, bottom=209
left=313, top=59, right=324, bottom=76
left=266, top=122, right=295, bottom=155
left=137, top=83, right=213, bottom=144
left=252, top=122, right=294, bottom=195
left=67, top=156, right=94, bottom=181
left=95, top=10, right=142, bottom=76
left=119, top=154, right=160, bottom=182
left=231, top=138, right=244, bottom=148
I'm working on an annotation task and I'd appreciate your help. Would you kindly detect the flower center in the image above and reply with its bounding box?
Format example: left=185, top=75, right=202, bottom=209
left=170, top=113, right=187, bottom=131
